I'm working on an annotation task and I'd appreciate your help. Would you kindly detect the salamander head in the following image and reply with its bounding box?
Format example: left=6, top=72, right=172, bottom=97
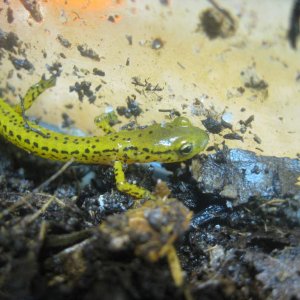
left=160, top=116, right=209, bottom=163
left=128, top=116, right=209, bottom=164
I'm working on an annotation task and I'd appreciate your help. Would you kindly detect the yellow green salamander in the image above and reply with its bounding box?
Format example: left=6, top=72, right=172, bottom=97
left=0, top=76, right=209, bottom=199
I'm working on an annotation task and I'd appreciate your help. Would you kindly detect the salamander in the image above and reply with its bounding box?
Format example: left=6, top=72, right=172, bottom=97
left=0, top=76, right=209, bottom=198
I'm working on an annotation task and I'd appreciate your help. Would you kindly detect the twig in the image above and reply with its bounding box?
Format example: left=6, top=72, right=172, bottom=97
left=0, top=159, right=74, bottom=220
left=24, top=195, right=56, bottom=224
left=33, top=158, right=75, bottom=192
left=207, top=0, right=235, bottom=26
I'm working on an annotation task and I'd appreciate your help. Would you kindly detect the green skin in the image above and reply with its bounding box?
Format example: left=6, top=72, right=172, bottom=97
left=0, top=76, right=209, bottom=198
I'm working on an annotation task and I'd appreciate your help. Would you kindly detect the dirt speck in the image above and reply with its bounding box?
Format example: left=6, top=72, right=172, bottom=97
left=199, top=7, right=237, bottom=39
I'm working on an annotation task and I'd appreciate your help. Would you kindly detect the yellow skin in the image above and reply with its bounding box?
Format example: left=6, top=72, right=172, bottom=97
left=0, top=76, right=209, bottom=199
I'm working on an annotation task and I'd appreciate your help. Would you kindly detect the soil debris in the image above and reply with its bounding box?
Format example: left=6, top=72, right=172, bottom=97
left=199, top=4, right=237, bottom=39
left=77, top=44, right=101, bottom=61
left=20, top=0, right=43, bottom=22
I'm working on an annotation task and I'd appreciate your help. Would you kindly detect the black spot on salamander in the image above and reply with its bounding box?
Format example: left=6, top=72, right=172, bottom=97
left=42, top=146, right=49, bottom=151
left=82, top=154, right=88, bottom=159
left=71, top=150, right=80, bottom=155
left=63, top=141, right=68, bottom=145
left=86, top=140, right=91, bottom=144
left=64, top=136, right=70, bottom=140
left=85, top=148, right=90, bottom=153
left=54, top=136, right=59, bottom=140
left=91, top=145, right=96, bottom=149
left=142, top=147, right=150, bottom=152
left=33, top=142, right=39, bottom=148
left=103, top=148, right=118, bottom=153
left=24, top=139, right=30, bottom=144
left=123, top=146, right=138, bottom=151
left=138, top=133, right=142, bottom=137
left=145, top=155, right=150, bottom=160
left=3, top=125, right=7, bottom=131
left=61, top=150, right=68, bottom=154
left=93, top=151, right=101, bottom=154
left=52, top=148, right=59, bottom=153
left=95, top=139, right=100, bottom=143
left=8, top=130, right=14, bottom=137
left=148, top=130, right=153, bottom=134
left=17, top=135, right=21, bottom=141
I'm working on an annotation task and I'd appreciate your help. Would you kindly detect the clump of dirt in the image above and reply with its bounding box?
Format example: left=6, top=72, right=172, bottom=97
left=198, top=6, right=237, bottom=39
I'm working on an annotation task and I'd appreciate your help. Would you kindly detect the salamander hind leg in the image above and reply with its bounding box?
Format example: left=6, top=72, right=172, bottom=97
left=113, top=161, right=155, bottom=200
left=14, top=75, right=56, bottom=138
left=14, top=75, right=57, bottom=114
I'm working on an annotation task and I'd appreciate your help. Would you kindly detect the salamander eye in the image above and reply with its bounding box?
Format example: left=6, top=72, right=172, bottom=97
left=179, top=142, right=193, bottom=155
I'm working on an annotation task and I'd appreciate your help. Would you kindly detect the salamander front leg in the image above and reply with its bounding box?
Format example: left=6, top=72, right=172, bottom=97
left=113, top=161, right=155, bottom=200
left=94, top=111, right=119, bottom=135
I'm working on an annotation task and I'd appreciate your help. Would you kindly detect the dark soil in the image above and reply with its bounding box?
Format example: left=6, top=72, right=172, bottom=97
left=0, top=139, right=299, bottom=300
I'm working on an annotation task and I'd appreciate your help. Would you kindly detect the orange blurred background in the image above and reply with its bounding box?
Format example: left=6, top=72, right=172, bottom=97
left=49, top=0, right=124, bottom=11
